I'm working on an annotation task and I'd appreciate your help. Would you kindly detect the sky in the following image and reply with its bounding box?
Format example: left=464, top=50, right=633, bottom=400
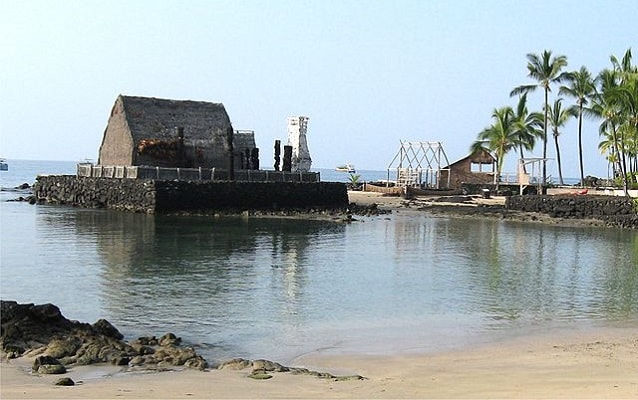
left=1, top=0, right=636, bottom=179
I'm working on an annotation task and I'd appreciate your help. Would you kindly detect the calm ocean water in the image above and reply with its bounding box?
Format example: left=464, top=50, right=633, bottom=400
left=1, top=159, right=637, bottom=364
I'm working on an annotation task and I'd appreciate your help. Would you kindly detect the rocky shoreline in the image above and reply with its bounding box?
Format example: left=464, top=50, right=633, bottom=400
left=6, top=183, right=635, bottom=228
left=348, top=191, right=637, bottom=229
left=6, top=183, right=388, bottom=221
left=1, top=301, right=208, bottom=371
left=0, top=300, right=364, bottom=386
left=409, top=196, right=610, bottom=228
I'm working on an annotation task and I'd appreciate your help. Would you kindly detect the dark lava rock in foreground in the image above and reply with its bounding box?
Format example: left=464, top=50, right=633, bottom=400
left=0, top=300, right=208, bottom=371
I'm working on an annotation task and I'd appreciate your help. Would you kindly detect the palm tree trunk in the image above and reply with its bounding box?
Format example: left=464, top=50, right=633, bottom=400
left=518, top=145, right=528, bottom=174
left=554, top=133, right=564, bottom=185
left=612, top=124, right=629, bottom=196
left=495, top=147, right=504, bottom=192
left=542, top=88, right=549, bottom=185
left=577, top=105, right=584, bottom=186
left=610, top=133, right=622, bottom=181
left=621, top=151, right=629, bottom=195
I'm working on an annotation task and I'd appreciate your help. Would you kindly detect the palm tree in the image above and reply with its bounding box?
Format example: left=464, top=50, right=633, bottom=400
left=512, top=94, right=544, bottom=170
left=471, top=106, right=518, bottom=190
left=611, top=48, right=635, bottom=80
left=592, top=49, right=638, bottom=194
left=347, top=173, right=362, bottom=190
left=621, top=123, right=638, bottom=178
left=598, top=133, right=620, bottom=174
left=611, top=65, right=638, bottom=182
left=592, top=68, right=629, bottom=193
left=547, top=98, right=577, bottom=185
left=559, top=66, right=596, bottom=186
left=511, top=50, right=569, bottom=184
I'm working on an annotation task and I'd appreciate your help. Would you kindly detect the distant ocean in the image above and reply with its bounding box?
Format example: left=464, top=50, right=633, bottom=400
left=0, top=158, right=581, bottom=189
left=0, top=159, right=388, bottom=187
left=1, top=159, right=636, bottom=365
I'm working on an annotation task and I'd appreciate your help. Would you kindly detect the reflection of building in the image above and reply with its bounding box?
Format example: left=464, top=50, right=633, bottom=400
left=287, top=116, right=312, bottom=172
left=271, top=233, right=307, bottom=307
left=74, top=212, right=344, bottom=306
left=98, top=95, right=257, bottom=169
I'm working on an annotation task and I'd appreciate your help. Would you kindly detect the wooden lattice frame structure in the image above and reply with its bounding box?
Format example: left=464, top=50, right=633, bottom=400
left=386, top=141, right=451, bottom=188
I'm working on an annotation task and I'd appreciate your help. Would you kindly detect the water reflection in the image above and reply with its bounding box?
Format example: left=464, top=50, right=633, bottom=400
left=377, top=214, right=638, bottom=327
left=8, top=203, right=637, bottom=362
left=433, top=218, right=637, bottom=324
left=67, top=210, right=346, bottom=359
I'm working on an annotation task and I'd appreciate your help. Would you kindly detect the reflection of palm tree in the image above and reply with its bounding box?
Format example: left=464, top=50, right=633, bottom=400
left=560, top=66, right=596, bottom=186
left=511, top=50, right=569, bottom=184
left=547, top=98, right=577, bottom=185
left=472, top=107, right=518, bottom=190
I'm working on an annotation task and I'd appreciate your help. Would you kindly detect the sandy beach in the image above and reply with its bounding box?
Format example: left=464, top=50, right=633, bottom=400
left=2, top=327, right=637, bottom=399
left=2, top=192, right=636, bottom=399
left=348, top=190, right=507, bottom=210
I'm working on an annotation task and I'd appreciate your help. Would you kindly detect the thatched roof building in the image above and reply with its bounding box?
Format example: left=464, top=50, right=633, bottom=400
left=98, top=95, right=256, bottom=169
left=439, top=149, right=496, bottom=189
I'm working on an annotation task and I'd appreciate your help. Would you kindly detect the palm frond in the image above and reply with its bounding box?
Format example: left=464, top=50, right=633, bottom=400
left=510, top=84, right=537, bottom=97
left=469, top=140, right=490, bottom=156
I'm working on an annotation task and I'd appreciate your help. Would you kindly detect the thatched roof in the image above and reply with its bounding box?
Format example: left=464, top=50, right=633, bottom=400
left=118, top=95, right=231, bottom=143
left=99, top=95, right=251, bottom=167
left=446, top=149, right=495, bottom=168
left=467, top=148, right=496, bottom=164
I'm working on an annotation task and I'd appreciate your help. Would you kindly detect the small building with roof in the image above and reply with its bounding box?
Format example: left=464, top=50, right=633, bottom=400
left=439, top=149, right=496, bottom=189
left=98, top=95, right=256, bottom=169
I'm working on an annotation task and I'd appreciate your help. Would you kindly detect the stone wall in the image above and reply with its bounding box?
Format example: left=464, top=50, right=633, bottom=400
left=33, top=176, right=347, bottom=213
left=34, top=175, right=156, bottom=212
left=506, top=194, right=638, bottom=228
left=153, top=180, right=346, bottom=212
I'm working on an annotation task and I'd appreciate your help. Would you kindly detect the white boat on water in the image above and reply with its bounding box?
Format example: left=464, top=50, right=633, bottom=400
left=0, top=158, right=8, bottom=171
left=335, top=163, right=355, bottom=173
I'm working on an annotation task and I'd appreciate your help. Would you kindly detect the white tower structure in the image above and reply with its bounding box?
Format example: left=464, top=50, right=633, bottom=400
left=287, top=116, right=312, bottom=172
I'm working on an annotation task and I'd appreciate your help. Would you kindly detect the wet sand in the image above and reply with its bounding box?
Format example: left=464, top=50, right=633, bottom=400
left=2, top=327, right=636, bottom=399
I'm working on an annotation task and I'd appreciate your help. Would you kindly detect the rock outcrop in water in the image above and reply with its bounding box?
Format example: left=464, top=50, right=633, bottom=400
left=0, top=300, right=208, bottom=371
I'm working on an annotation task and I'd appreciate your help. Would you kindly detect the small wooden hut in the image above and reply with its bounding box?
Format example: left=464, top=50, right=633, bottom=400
left=439, top=149, right=496, bottom=189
